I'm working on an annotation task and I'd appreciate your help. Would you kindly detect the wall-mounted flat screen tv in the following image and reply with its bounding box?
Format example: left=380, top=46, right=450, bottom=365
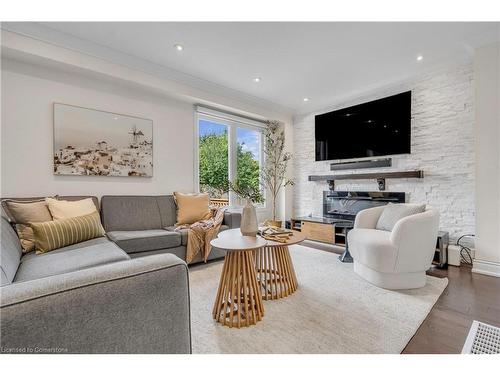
left=315, top=91, right=411, bottom=161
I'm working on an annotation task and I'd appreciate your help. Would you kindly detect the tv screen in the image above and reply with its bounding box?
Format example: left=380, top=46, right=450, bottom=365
left=315, top=91, right=411, bottom=161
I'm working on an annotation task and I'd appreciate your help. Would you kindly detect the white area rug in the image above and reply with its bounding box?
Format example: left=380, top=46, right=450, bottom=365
left=189, top=245, right=448, bottom=354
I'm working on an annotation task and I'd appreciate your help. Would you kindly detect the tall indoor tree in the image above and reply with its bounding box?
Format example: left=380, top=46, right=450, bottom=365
left=261, top=120, right=294, bottom=226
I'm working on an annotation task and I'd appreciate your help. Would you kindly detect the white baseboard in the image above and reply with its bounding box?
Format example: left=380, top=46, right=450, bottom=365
left=472, top=259, right=500, bottom=277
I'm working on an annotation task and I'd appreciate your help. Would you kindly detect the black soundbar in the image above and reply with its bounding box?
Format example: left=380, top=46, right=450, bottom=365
left=330, top=158, right=392, bottom=171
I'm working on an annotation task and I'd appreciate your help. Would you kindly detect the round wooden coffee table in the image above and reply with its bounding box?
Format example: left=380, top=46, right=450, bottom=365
left=255, top=230, right=305, bottom=300
left=218, top=229, right=305, bottom=300
left=210, top=233, right=267, bottom=328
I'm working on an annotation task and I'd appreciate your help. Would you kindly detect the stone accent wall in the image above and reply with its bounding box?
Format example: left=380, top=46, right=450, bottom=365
left=293, top=63, right=475, bottom=241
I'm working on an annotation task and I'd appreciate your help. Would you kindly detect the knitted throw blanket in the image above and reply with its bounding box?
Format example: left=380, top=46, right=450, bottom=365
left=176, top=207, right=225, bottom=264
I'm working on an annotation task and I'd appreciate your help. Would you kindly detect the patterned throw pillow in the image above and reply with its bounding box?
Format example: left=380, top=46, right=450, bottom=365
left=375, top=203, right=426, bottom=232
left=30, top=212, right=105, bottom=254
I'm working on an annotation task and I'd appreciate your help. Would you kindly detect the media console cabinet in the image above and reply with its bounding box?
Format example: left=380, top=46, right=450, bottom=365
left=289, top=216, right=353, bottom=247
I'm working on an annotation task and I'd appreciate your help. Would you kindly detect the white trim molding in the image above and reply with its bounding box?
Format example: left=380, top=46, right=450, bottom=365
left=472, top=259, right=500, bottom=278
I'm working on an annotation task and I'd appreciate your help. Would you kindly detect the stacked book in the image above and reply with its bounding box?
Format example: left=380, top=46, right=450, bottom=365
left=258, top=226, right=294, bottom=243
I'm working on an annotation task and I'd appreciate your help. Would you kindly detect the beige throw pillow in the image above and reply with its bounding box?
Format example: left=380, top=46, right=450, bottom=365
left=174, top=192, right=212, bottom=225
left=375, top=203, right=426, bottom=231
left=3, top=200, right=53, bottom=253
left=46, top=197, right=97, bottom=220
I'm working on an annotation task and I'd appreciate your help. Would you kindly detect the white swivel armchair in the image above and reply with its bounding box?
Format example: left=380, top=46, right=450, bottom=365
left=347, top=205, right=439, bottom=289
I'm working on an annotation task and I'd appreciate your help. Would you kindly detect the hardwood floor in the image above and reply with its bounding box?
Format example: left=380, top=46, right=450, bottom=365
left=298, top=242, right=500, bottom=354
left=403, top=265, right=500, bottom=353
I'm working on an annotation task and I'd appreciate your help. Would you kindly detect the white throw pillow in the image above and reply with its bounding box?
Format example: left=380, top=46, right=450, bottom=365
left=46, top=197, right=97, bottom=220
left=375, top=203, right=426, bottom=231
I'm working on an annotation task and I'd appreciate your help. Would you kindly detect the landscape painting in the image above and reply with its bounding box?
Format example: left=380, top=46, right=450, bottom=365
left=53, top=103, right=153, bottom=177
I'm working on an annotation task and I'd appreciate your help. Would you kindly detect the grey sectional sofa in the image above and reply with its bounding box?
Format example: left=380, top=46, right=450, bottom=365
left=1, top=195, right=198, bottom=354
left=101, top=195, right=240, bottom=263
left=0, top=194, right=239, bottom=353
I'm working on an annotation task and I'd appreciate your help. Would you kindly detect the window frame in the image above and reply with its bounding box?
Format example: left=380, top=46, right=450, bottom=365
left=194, top=107, right=266, bottom=210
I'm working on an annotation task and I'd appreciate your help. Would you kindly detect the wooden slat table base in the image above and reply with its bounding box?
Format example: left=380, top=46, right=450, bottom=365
left=254, top=245, right=298, bottom=300
left=212, top=250, right=264, bottom=328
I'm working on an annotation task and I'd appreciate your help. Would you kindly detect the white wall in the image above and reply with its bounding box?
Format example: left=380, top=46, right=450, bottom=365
left=1, top=31, right=291, bottom=225
left=473, top=42, right=500, bottom=277
left=0, top=59, right=284, bottom=223
left=1, top=65, right=196, bottom=198
left=292, top=63, right=475, bottom=242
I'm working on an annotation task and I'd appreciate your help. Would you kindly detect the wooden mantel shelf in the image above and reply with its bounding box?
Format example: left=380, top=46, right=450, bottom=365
left=308, top=170, right=424, bottom=191
left=308, top=170, right=423, bottom=181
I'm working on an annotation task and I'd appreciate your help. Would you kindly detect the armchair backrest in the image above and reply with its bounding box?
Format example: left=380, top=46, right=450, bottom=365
left=390, top=207, right=440, bottom=273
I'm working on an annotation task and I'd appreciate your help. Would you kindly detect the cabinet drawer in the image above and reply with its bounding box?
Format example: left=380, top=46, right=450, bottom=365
left=301, top=221, right=334, bottom=244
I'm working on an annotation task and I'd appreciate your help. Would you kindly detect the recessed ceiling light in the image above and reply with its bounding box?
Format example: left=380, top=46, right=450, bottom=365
left=174, top=44, right=184, bottom=51
left=253, top=77, right=261, bottom=83
left=303, top=97, right=310, bottom=102
left=417, top=55, right=423, bottom=61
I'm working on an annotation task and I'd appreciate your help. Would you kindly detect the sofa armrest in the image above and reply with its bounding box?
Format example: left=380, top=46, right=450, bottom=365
left=223, top=210, right=241, bottom=229
left=0, top=254, right=191, bottom=354
left=353, top=206, right=386, bottom=229
left=390, top=210, right=440, bottom=272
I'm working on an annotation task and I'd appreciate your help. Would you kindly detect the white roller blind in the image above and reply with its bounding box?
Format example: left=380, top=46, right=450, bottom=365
left=195, top=105, right=267, bottom=129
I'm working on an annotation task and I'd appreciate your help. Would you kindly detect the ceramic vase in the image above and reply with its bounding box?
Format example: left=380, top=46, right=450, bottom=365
left=240, top=199, right=258, bottom=236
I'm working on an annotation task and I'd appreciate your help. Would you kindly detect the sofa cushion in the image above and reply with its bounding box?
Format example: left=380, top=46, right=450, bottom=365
left=375, top=203, right=426, bottom=231
left=128, top=245, right=226, bottom=263
left=165, top=224, right=229, bottom=246
left=107, top=230, right=182, bottom=254
left=101, top=196, right=163, bottom=231
left=1, top=217, right=23, bottom=286
left=14, top=237, right=129, bottom=283
left=156, top=195, right=177, bottom=228
left=348, top=228, right=397, bottom=273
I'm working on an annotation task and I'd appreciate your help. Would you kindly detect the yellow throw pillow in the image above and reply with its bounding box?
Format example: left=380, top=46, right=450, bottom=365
left=174, top=192, right=212, bottom=225
left=3, top=200, right=53, bottom=253
left=46, top=197, right=97, bottom=220
left=30, top=212, right=105, bottom=254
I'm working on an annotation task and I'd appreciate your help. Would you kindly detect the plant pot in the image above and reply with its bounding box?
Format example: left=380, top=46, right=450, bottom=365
left=240, top=200, right=258, bottom=236
left=265, top=220, right=282, bottom=228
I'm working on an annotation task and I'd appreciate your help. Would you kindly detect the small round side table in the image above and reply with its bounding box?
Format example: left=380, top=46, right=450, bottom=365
left=210, top=233, right=267, bottom=328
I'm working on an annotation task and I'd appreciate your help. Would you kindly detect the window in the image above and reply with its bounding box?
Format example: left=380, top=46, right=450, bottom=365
left=195, top=107, right=264, bottom=208
left=235, top=127, right=262, bottom=206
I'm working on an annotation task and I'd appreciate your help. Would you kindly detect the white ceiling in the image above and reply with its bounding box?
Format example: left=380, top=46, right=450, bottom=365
left=3, top=22, right=499, bottom=114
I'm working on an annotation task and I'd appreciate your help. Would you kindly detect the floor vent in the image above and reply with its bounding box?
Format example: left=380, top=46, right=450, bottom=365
left=462, top=320, right=500, bottom=354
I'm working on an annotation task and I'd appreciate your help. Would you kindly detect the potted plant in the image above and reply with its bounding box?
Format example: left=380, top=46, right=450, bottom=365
left=261, top=120, right=294, bottom=228
left=229, top=179, right=264, bottom=236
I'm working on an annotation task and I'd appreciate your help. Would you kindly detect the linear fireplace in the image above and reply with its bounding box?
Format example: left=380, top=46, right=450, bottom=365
left=323, top=191, right=406, bottom=221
